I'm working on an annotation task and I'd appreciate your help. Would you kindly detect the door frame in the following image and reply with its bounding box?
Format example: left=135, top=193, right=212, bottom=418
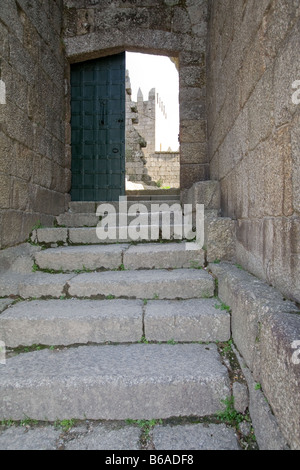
left=69, top=52, right=126, bottom=202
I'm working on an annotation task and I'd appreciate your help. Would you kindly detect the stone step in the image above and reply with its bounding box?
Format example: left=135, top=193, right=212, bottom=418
left=0, top=269, right=214, bottom=300
left=126, top=188, right=180, bottom=196
left=127, top=195, right=181, bottom=201
left=144, top=299, right=230, bottom=343
left=122, top=242, right=205, bottom=270
left=0, top=272, right=75, bottom=299
left=34, top=244, right=128, bottom=271
left=68, top=200, right=181, bottom=214
left=56, top=213, right=99, bottom=227
left=0, top=298, right=230, bottom=347
left=0, top=299, right=143, bottom=347
left=32, top=225, right=198, bottom=245
left=32, top=215, right=232, bottom=260
left=56, top=210, right=184, bottom=228
left=0, top=421, right=241, bottom=450
left=66, top=268, right=215, bottom=300
left=34, top=242, right=205, bottom=272
left=0, top=343, right=230, bottom=420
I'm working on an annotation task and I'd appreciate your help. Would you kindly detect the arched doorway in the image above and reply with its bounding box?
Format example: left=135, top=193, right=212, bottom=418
left=64, top=25, right=208, bottom=198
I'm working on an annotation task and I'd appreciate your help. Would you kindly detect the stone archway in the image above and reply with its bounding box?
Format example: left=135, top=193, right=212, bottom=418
left=63, top=0, right=208, bottom=196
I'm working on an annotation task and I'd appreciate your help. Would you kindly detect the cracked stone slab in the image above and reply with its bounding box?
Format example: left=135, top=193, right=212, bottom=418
left=0, top=343, right=230, bottom=420
left=0, top=299, right=143, bottom=347
left=18, top=273, right=76, bottom=299
left=153, top=423, right=240, bottom=450
left=0, top=243, right=40, bottom=274
left=67, top=269, right=214, bottom=299
left=34, top=244, right=129, bottom=272
left=0, top=274, right=31, bottom=297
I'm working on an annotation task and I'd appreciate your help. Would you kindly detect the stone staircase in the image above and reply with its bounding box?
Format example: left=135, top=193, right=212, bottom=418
left=0, top=183, right=298, bottom=450
left=0, top=242, right=231, bottom=420
left=0, top=183, right=248, bottom=449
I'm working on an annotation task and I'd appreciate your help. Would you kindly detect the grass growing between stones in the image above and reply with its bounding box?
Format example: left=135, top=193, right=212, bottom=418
left=125, top=419, right=162, bottom=449
left=5, top=344, right=57, bottom=359
left=215, top=339, right=258, bottom=450
left=214, top=299, right=231, bottom=311
left=215, top=397, right=257, bottom=451
left=54, top=419, right=77, bottom=432
left=216, top=396, right=245, bottom=425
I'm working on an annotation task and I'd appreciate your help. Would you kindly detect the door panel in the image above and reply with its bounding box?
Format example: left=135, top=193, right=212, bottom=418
left=71, top=53, right=125, bottom=201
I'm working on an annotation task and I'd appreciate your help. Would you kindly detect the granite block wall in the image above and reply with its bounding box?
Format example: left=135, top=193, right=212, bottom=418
left=0, top=0, right=67, bottom=248
left=207, top=0, right=300, bottom=303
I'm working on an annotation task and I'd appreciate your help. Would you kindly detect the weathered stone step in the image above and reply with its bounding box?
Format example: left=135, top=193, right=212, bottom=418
left=32, top=217, right=235, bottom=266
left=56, top=213, right=99, bottom=227
left=35, top=244, right=128, bottom=271
left=0, top=269, right=214, bottom=300
left=122, top=242, right=204, bottom=270
left=144, top=299, right=230, bottom=342
left=56, top=210, right=184, bottom=228
left=56, top=209, right=219, bottom=230
left=0, top=298, right=230, bottom=347
left=0, top=299, right=143, bottom=347
left=34, top=242, right=205, bottom=271
left=68, top=200, right=181, bottom=214
left=0, top=272, right=75, bottom=299
left=67, top=269, right=214, bottom=300
left=0, top=343, right=230, bottom=420
left=32, top=225, right=197, bottom=245
left=126, top=188, right=180, bottom=196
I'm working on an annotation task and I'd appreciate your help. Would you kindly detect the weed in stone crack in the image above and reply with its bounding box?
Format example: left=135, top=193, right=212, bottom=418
left=31, top=221, right=43, bottom=231
left=126, top=419, right=162, bottom=439
left=54, top=419, right=76, bottom=432
left=1, top=419, right=14, bottom=427
left=32, top=263, right=39, bottom=273
left=239, top=426, right=258, bottom=450
left=138, top=335, right=149, bottom=344
left=32, top=264, right=65, bottom=274
left=9, top=344, right=55, bottom=355
left=216, top=396, right=244, bottom=426
left=214, top=300, right=231, bottom=312
left=20, top=416, right=39, bottom=427
left=190, top=260, right=203, bottom=269
left=219, top=339, right=233, bottom=356
left=2, top=416, right=40, bottom=428
left=74, top=265, right=93, bottom=274
left=167, top=338, right=177, bottom=345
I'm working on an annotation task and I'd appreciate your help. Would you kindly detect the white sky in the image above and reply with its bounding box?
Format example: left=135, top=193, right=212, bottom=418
left=125, top=52, right=179, bottom=151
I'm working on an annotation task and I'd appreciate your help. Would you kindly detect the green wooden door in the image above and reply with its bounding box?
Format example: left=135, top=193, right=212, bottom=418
left=71, top=53, right=125, bottom=201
